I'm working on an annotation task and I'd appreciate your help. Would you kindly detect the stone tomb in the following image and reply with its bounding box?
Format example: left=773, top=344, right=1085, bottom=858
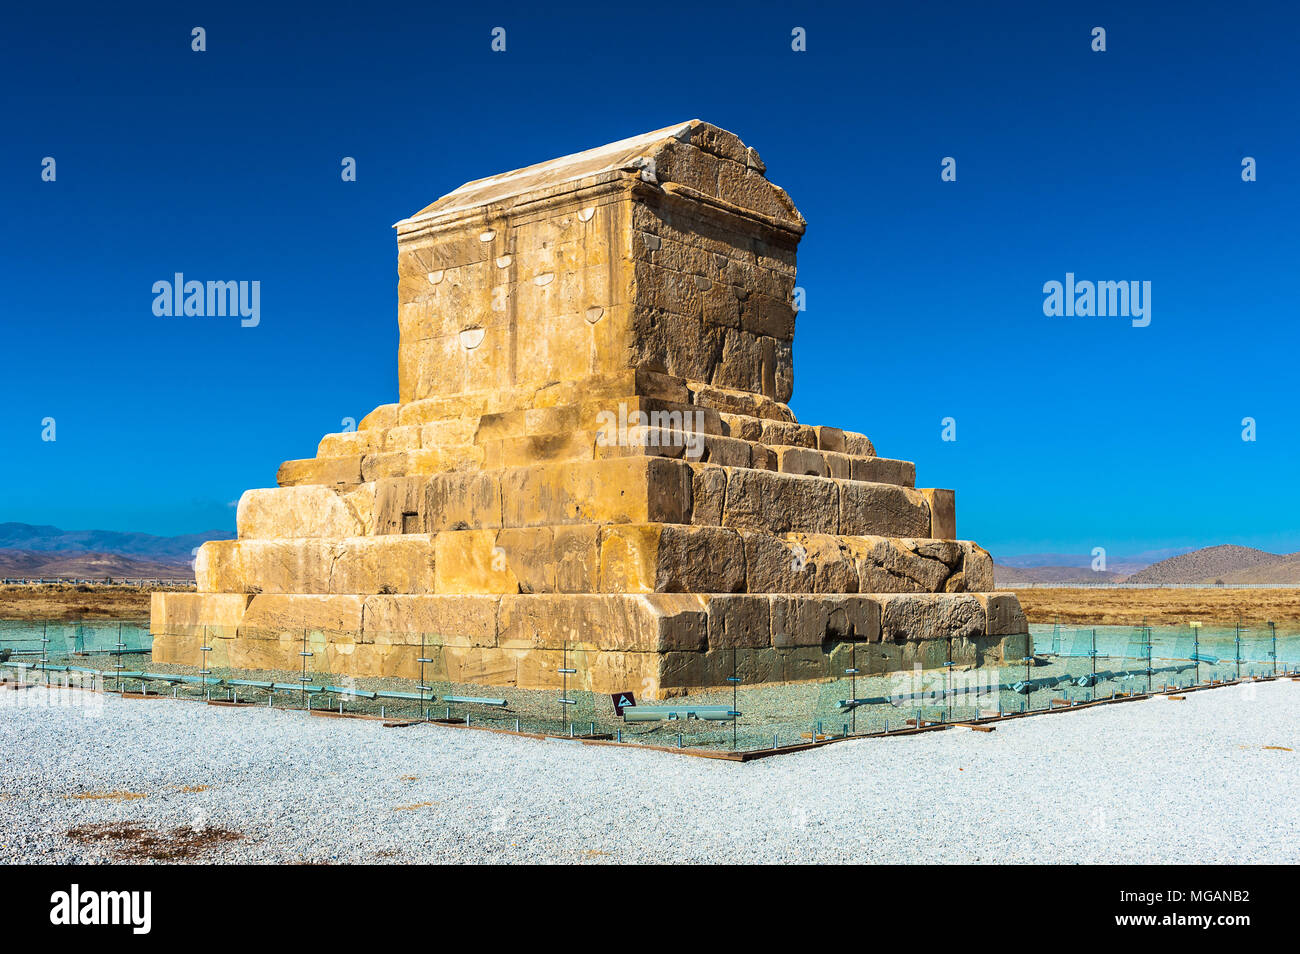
left=150, top=120, right=1029, bottom=697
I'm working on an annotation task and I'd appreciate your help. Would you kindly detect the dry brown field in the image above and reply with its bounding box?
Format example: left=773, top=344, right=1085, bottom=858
left=6, top=583, right=1299, bottom=628
left=0, top=584, right=190, bottom=621
left=1014, top=587, right=1300, bottom=625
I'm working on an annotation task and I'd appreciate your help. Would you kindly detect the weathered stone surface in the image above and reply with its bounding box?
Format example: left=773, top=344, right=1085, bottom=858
left=837, top=481, right=931, bottom=538
left=424, top=472, right=501, bottom=530
left=721, top=468, right=839, bottom=534
left=239, top=594, right=365, bottom=638
left=150, top=592, right=250, bottom=637
left=979, top=592, right=1029, bottom=636
left=498, top=594, right=707, bottom=653
left=960, top=541, right=995, bottom=590
left=849, top=457, right=915, bottom=487
left=741, top=531, right=858, bottom=593
left=850, top=537, right=951, bottom=593
left=237, top=486, right=369, bottom=540
left=598, top=524, right=746, bottom=594
left=704, top=595, right=771, bottom=649
left=154, top=122, right=1021, bottom=697
left=689, top=463, right=727, bottom=526
left=196, top=536, right=437, bottom=595
left=362, top=594, right=499, bottom=647
left=920, top=488, right=956, bottom=539
left=277, top=455, right=364, bottom=488
left=435, top=528, right=517, bottom=593
left=769, top=594, right=880, bottom=647
left=877, top=593, right=986, bottom=643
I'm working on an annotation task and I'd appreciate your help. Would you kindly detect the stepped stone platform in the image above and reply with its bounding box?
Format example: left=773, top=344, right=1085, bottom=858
left=151, top=120, right=1029, bottom=697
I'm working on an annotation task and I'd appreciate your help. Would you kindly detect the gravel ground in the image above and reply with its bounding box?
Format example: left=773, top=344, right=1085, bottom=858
left=1, top=678, right=1297, bottom=864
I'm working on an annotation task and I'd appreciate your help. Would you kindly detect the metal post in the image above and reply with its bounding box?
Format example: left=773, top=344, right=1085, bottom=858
left=418, top=631, right=427, bottom=721
left=200, top=625, right=214, bottom=697
left=848, top=641, right=857, bottom=734
left=114, top=621, right=125, bottom=694
left=299, top=628, right=313, bottom=709
left=1269, top=621, right=1277, bottom=676
left=1090, top=628, right=1097, bottom=702
left=558, top=640, right=577, bottom=735
left=417, top=632, right=435, bottom=723
left=727, top=647, right=740, bottom=750
left=945, top=636, right=955, bottom=722
left=1235, top=618, right=1243, bottom=681
left=1145, top=623, right=1152, bottom=694
left=1192, top=621, right=1201, bottom=686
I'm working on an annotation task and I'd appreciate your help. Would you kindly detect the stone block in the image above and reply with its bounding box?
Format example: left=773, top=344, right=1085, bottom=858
left=362, top=594, right=500, bottom=647
left=598, top=524, right=746, bottom=593
left=920, top=488, right=956, bottom=539
left=721, top=468, right=839, bottom=534
left=877, top=593, right=986, bottom=643
left=237, top=486, right=368, bottom=540
left=837, top=481, right=931, bottom=537
left=497, top=593, right=707, bottom=653
left=979, top=592, right=1029, bottom=636
left=239, top=594, right=365, bottom=639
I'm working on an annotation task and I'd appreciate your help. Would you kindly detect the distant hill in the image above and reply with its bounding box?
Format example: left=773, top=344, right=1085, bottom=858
left=0, top=523, right=228, bottom=563
left=0, top=549, right=193, bottom=580
left=1127, top=545, right=1300, bottom=585
left=994, top=565, right=1129, bottom=586
left=997, top=544, right=1300, bottom=586
left=0, top=522, right=231, bottom=580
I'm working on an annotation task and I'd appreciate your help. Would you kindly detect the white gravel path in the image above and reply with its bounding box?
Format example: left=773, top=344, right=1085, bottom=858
left=2, top=679, right=1297, bottom=864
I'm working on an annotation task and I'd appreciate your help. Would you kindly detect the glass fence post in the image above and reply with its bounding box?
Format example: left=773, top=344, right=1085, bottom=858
left=1269, top=621, right=1277, bottom=676
left=299, top=628, right=313, bottom=710
left=417, top=631, right=432, bottom=723
left=113, top=621, right=125, bottom=694
left=727, top=646, right=739, bottom=750
left=199, top=625, right=213, bottom=701
left=1144, top=624, right=1153, bottom=694
left=1090, top=628, right=1097, bottom=701
left=558, top=639, right=577, bottom=736
left=1191, top=621, right=1201, bottom=685
left=1234, top=618, right=1244, bottom=682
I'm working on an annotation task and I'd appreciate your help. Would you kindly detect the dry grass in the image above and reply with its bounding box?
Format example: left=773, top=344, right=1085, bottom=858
left=66, top=790, right=148, bottom=802
left=0, top=583, right=189, bottom=621
left=1014, top=587, right=1300, bottom=625
left=65, top=822, right=242, bottom=862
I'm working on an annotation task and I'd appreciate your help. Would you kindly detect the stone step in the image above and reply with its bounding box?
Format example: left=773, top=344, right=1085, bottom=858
left=152, top=589, right=1030, bottom=695
left=252, top=460, right=954, bottom=540
left=198, top=522, right=990, bottom=598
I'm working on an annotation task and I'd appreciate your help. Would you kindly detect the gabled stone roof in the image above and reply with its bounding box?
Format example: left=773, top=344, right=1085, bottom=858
left=395, top=119, right=803, bottom=232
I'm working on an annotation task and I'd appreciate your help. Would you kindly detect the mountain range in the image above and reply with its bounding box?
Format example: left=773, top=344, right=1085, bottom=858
left=995, top=545, right=1300, bottom=586
left=2, top=522, right=1298, bottom=586
left=0, top=523, right=232, bottom=580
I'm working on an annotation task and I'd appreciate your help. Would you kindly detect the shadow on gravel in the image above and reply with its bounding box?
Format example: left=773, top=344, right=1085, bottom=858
left=66, top=822, right=242, bottom=862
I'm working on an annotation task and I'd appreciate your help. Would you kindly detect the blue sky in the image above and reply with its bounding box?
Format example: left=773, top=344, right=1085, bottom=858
left=2, top=0, right=1297, bottom=560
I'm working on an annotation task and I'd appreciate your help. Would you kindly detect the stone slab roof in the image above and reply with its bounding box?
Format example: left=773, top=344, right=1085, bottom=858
left=395, top=119, right=801, bottom=231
